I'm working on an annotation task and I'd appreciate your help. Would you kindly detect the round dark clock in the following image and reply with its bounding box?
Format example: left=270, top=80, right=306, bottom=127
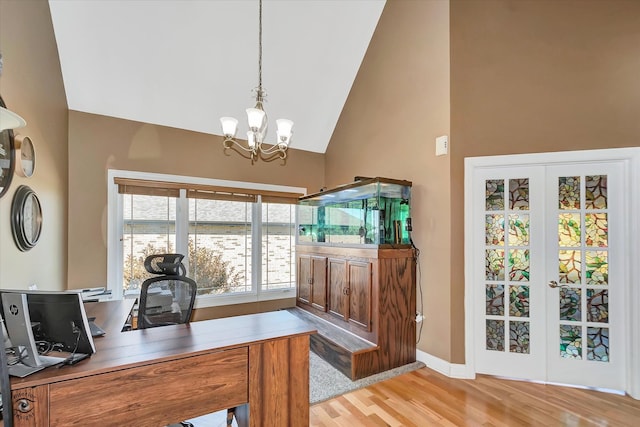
left=0, top=95, right=16, bottom=199
left=11, top=185, right=43, bottom=251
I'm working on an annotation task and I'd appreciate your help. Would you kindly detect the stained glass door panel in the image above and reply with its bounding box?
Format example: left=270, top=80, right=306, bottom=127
left=475, top=167, right=546, bottom=381
left=546, top=164, right=625, bottom=390
left=473, top=160, right=626, bottom=391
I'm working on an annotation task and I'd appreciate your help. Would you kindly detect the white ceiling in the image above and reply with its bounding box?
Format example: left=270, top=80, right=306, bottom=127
left=48, top=0, right=386, bottom=154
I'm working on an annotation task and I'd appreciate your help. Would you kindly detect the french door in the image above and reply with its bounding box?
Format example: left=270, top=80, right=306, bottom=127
left=468, top=151, right=635, bottom=392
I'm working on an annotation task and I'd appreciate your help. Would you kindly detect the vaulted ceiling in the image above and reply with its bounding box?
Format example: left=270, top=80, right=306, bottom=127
left=48, top=0, right=386, bottom=154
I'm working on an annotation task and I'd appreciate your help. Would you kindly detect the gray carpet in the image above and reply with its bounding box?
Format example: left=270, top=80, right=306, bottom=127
left=309, top=351, right=426, bottom=404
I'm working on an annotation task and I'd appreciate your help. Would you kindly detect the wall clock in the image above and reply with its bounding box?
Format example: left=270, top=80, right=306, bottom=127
left=11, top=185, right=43, bottom=251
left=0, top=95, right=16, bottom=199
left=15, top=134, right=35, bottom=177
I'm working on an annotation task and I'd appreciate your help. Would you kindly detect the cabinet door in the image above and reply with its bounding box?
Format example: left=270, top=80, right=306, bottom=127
left=310, top=256, right=328, bottom=311
left=297, top=255, right=312, bottom=305
left=347, top=261, right=373, bottom=331
left=328, top=258, right=348, bottom=320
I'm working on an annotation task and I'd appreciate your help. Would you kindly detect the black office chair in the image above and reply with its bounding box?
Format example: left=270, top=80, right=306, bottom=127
left=137, top=254, right=196, bottom=329
left=138, top=255, right=236, bottom=426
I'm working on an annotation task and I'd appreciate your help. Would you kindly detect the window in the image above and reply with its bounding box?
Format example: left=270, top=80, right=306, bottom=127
left=122, top=193, right=177, bottom=296
left=261, top=203, right=296, bottom=291
left=188, top=198, right=252, bottom=295
left=107, top=170, right=305, bottom=308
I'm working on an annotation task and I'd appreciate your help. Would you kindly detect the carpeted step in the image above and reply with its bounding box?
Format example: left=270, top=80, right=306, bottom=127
left=285, top=307, right=378, bottom=379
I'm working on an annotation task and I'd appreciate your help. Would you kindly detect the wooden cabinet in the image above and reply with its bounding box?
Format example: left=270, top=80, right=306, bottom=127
left=297, top=245, right=415, bottom=352
left=327, top=258, right=372, bottom=331
left=297, top=254, right=327, bottom=312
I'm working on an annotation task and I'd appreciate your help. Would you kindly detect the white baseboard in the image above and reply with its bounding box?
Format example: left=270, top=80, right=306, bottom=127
left=416, top=349, right=475, bottom=379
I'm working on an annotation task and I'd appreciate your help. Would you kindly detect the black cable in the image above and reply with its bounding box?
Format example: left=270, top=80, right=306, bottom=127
left=5, top=346, right=24, bottom=366
left=410, top=233, right=424, bottom=344
left=57, top=324, right=82, bottom=366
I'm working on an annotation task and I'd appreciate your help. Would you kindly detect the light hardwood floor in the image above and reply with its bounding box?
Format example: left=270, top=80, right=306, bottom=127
left=310, top=367, right=640, bottom=426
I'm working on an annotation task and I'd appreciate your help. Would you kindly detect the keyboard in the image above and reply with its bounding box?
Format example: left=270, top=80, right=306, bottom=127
left=88, top=318, right=106, bottom=337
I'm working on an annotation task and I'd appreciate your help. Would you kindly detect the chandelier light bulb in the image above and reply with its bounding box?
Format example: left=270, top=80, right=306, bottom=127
left=276, top=119, right=293, bottom=146
left=220, top=117, right=238, bottom=138
left=247, top=131, right=256, bottom=148
left=246, top=108, right=266, bottom=131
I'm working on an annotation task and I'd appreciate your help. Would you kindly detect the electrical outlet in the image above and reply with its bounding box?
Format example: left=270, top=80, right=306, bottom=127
left=415, top=313, right=425, bottom=323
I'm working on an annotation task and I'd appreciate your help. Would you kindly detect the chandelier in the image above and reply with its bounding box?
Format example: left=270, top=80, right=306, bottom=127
left=220, top=0, right=293, bottom=163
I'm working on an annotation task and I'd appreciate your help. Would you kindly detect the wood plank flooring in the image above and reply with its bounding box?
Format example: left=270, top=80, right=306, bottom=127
left=310, top=367, right=640, bottom=426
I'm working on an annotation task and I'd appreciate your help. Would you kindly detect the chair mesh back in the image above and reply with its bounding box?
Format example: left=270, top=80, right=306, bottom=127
left=138, top=254, right=197, bottom=329
left=138, top=277, right=197, bottom=328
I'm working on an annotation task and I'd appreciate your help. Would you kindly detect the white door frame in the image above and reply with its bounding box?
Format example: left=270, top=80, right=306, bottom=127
left=464, top=147, right=640, bottom=399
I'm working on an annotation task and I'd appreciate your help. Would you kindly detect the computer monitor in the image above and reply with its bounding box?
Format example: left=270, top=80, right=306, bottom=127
left=1, top=292, right=69, bottom=378
left=0, top=290, right=95, bottom=372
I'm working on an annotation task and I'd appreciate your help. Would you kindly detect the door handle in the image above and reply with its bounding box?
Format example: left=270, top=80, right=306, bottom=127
left=548, top=280, right=570, bottom=289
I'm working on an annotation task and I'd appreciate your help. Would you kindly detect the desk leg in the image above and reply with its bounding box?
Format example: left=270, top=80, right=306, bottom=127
left=243, top=335, right=310, bottom=427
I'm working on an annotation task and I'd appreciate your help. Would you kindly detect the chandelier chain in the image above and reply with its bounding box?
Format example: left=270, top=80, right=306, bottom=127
left=258, top=0, right=263, bottom=93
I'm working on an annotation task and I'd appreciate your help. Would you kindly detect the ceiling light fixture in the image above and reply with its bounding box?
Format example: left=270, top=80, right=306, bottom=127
left=220, top=0, right=293, bottom=163
left=0, top=107, right=26, bottom=131
left=0, top=53, right=27, bottom=131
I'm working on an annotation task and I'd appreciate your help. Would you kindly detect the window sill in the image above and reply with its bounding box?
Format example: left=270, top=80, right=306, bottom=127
left=193, top=288, right=296, bottom=309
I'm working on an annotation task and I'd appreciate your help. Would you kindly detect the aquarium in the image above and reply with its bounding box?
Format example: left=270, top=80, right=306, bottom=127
left=297, top=177, right=412, bottom=246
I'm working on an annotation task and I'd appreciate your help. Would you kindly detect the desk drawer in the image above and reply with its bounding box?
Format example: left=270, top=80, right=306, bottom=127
left=49, top=347, right=248, bottom=426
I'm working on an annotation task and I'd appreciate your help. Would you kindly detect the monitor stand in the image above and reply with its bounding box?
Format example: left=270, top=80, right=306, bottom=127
left=8, top=361, right=45, bottom=378
left=7, top=350, right=66, bottom=378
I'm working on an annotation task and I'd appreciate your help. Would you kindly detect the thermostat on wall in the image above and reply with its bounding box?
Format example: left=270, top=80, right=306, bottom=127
left=435, top=135, right=448, bottom=156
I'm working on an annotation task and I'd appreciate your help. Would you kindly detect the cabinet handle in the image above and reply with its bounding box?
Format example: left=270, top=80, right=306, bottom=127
left=343, top=288, right=350, bottom=295
left=548, top=280, right=569, bottom=289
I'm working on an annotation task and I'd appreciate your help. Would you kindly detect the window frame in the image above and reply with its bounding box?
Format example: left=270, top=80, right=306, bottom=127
left=107, top=169, right=305, bottom=308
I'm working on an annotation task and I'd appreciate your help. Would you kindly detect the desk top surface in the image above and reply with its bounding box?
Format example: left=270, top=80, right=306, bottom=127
left=10, top=304, right=315, bottom=390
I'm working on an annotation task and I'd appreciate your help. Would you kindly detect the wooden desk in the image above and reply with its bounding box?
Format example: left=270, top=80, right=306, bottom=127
left=9, top=309, right=315, bottom=427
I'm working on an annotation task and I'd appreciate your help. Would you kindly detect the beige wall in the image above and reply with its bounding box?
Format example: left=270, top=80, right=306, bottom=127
left=449, top=0, right=640, bottom=362
left=0, top=0, right=68, bottom=291
left=325, top=0, right=452, bottom=360
left=67, top=111, right=325, bottom=290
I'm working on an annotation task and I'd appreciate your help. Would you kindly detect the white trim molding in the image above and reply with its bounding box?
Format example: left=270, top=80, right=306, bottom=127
left=416, top=349, right=474, bottom=379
